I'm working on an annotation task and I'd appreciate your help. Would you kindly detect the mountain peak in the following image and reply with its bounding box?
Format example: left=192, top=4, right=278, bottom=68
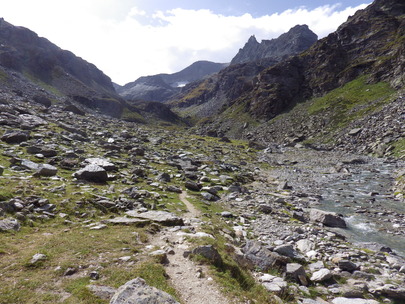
left=247, top=35, right=259, bottom=44
left=230, top=25, right=317, bottom=65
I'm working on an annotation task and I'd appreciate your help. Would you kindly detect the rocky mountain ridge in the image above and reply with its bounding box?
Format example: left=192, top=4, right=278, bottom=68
left=0, top=18, right=125, bottom=117
left=116, top=61, right=228, bottom=102
left=230, top=25, right=318, bottom=65
left=168, top=25, right=318, bottom=119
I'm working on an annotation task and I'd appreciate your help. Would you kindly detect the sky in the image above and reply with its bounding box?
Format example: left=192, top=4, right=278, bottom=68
left=0, top=0, right=370, bottom=85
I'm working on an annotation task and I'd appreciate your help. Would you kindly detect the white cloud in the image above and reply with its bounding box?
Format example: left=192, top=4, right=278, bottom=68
left=0, top=1, right=369, bottom=85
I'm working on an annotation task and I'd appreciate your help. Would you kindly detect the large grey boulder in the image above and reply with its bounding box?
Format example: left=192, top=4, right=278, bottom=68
left=74, top=164, right=108, bottom=183
left=235, top=240, right=289, bottom=271
left=0, top=218, right=20, bottom=231
left=18, top=114, right=48, bottom=128
left=1, top=130, right=29, bottom=144
left=191, top=245, right=223, bottom=266
left=274, top=244, right=305, bottom=261
left=296, top=239, right=315, bottom=253
left=310, top=268, right=332, bottom=282
left=125, top=210, right=184, bottom=226
left=35, top=164, right=58, bottom=177
left=185, top=180, right=201, bottom=191
left=110, top=277, right=179, bottom=304
left=309, top=209, right=346, bottom=228
left=285, top=263, right=308, bottom=285
left=338, top=260, right=358, bottom=272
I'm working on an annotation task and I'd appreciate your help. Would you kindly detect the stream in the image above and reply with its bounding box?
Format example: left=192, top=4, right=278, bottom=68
left=317, top=159, right=405, bottom=257
left=263, top=149, right=405, bottom=257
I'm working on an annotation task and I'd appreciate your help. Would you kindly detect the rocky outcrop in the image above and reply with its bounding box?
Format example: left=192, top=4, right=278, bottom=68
left=230, top=25, right=317, bottom=65
left=238, top=0, right=405, bottom=120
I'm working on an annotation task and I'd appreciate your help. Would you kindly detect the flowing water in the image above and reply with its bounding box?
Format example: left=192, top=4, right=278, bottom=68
left=318, top=159, right=405, bottom=256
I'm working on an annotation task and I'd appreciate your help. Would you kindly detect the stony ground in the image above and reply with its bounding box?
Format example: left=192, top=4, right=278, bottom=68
left=0, top=96, right=404, bottom=304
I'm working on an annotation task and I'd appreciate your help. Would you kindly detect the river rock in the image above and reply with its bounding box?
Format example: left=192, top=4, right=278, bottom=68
left=0, top=218, right=20, bottom=231
left=309, top=209, right=347, bottom=228
left=125, top=210, right=184, bottom=226
left=110, top=277, right=179, bottom=304
left=73, top=164, right=108, bottom=183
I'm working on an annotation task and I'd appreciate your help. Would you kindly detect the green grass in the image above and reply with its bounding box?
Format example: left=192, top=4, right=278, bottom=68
left=0, top=220, right=168, bottom=304
left=308, top=75, right=395, bottom=127
left=121, top=107, right=146, bottom=123
left=391, top=138, right=405, bottom=159
left=23, top=71, right=63, bottom=99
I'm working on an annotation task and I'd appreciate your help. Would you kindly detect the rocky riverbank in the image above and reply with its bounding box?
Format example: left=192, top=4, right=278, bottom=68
left=0, top=96, right=404, bottom=303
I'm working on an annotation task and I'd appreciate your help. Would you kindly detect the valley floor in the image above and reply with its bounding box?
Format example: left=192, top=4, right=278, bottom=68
left=0, top=97, right=404, bottom=304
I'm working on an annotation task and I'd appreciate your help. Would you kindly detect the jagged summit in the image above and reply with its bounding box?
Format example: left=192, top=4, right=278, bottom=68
left=230, top=24, right=318, bottom=65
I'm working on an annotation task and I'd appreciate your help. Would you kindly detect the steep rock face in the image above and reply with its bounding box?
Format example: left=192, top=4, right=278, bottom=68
left=0, top=18, right=123, bottom=117
left=245, top=0, right=405, bottom=119
left=169, top=25, right=317, bottom=118
left=117, top=61, right=227, bottom=102
left=230, top=25, right=318, bottom=65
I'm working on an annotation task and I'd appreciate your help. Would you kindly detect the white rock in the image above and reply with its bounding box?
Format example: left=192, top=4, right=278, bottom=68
left=310, top=268, right=332, bottom=282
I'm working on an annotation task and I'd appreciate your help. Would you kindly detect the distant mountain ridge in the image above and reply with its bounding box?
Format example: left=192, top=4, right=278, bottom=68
left=116, top=61, right=228, bottom=102
left=230, top=25, right=318, bottom=65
